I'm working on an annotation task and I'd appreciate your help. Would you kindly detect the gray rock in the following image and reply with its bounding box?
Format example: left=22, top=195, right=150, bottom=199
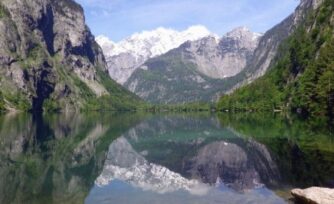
left=182, top=27, right=261, bottom=79
left=0, top=0, right=137, bottom=111
left=291, top=187, right=334, bottom=204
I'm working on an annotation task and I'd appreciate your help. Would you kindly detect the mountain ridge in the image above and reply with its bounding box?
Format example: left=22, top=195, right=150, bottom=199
left=96, top=25, right=216, bottom=84
left=124, top=27, right=261, bottom=104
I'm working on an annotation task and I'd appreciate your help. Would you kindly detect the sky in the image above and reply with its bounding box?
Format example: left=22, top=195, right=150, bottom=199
left=75, top=0, right=300, bottom=42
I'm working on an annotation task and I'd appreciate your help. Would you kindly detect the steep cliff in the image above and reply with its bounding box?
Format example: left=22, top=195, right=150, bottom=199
left=0, top=0, right=141, bottom=112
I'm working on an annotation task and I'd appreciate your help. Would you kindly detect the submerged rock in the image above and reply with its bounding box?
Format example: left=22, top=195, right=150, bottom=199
left=291, top=187, right=334, bottom=204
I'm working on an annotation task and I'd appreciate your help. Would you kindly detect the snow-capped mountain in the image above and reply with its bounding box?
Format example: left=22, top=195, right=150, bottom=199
left=96, top=25, right=215, bottom=84
left=124, top=27, right=262, bottom=104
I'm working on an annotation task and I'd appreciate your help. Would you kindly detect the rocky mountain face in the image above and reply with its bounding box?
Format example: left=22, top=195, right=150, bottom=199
left=0, top=0, right=140, bottom=111
left=124, top=27, right=261, bottom=104
left=97, top=26, right=213, bottom=85
left=181, top=27, right=261, bottom=79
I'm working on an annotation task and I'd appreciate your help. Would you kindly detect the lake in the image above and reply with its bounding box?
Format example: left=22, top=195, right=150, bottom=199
left=0, top=112, right=333, bottom=204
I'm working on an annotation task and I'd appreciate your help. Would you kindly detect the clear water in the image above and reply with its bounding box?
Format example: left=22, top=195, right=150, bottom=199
left=0, top=112, right=333, bottom=204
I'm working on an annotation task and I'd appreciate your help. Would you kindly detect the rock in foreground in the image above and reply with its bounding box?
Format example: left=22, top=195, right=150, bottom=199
left=291, top=187, right=334, bottom=204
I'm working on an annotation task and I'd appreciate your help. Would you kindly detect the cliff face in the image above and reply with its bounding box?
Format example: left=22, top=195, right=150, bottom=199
left=0, top=0, right=139, bottom=111
left=184, top=27, right=261, bottom=79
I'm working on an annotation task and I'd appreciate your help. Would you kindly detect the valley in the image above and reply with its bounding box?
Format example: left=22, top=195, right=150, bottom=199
left=0, top=0, right=333, bottom=203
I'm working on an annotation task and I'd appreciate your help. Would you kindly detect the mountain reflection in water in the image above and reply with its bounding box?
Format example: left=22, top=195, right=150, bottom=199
left=0, top=112, right=143, bottom=204
left=88, top=114, right=330, bottom=204
left=0, top=113, right=333, bottom=204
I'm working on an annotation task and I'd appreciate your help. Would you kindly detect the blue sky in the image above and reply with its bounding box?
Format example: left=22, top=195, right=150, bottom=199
left=76, top=0, right=300, bottom=42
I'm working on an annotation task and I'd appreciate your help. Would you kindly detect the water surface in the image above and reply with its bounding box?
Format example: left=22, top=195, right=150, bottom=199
left=0, top=112, right=333, bottom=204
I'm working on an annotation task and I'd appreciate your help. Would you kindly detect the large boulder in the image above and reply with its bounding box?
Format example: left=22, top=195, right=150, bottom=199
left=291, top=187, right=334, bottom=204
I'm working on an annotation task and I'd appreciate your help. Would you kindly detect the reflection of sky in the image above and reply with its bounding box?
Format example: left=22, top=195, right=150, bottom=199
left=86, top=181, right=286, bottom=204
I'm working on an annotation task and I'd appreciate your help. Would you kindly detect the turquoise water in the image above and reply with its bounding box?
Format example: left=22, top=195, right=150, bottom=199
left=0, top=113, right=333, bottom=204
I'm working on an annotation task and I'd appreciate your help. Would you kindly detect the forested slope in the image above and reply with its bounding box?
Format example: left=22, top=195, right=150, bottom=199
left=218, top=0, right=334, bottom=121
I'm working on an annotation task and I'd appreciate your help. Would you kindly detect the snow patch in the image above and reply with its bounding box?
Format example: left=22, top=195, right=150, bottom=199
left=96, top=25, right=215, bottom=84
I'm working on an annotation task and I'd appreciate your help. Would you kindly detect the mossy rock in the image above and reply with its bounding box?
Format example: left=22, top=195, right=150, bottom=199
left=0, top=3, right=9, bottom=18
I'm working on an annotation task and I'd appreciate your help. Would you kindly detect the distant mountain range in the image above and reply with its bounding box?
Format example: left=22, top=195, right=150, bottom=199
left=96, top=26, right=214, bottom=85
left=97, top=0, right=327, bottom=107
left=98, top=26, right=262, bottom=103
left=125, top=27, right=261, bottom=103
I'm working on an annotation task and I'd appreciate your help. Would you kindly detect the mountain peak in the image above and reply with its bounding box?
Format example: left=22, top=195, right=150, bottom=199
left=97, top=25, right=216, bottom=84
left=97, top=25, right=214, bottom=57
left=225, top=26, right=262, bottom=40
left=230, top=26, right=250, bottom=32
